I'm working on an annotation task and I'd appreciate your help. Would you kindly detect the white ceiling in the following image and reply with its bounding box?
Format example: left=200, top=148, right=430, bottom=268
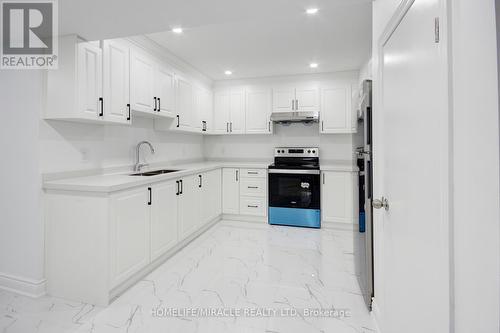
left=59, top=0, right=372, bottom=80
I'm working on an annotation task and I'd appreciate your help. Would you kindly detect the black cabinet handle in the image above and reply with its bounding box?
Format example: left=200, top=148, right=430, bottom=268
left=179, top=180, right=183, bottom=194
left=248, top=186, right=258, bottom=189
left=236, top=170, right=239, bottom=182
left=153, top=97, right=157, bottom=111
left=230, top=122, right=233, bottom=132
left=148, top=187, right=152, bottom=205
left=157, top=97, right=161, bottom=112
left=198, top=175, right=202, bottom=188
left=202, top=121, right=207, bottom=132
left=268, top=121, right=271, bottom=132
left=176, top=181, right=179, bottom=195
left=226, top=122, right=229, bottom=133
left=127, top=103, right=131, bottom=121
left=176, top=115, right=180, bottom=128
left=99, top=97, right=103, bottom=117
left=248, top=205, right=258, bottom=208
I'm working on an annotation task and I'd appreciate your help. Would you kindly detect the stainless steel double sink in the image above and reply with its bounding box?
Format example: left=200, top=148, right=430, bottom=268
left=130, top=169, right=180, bottom=176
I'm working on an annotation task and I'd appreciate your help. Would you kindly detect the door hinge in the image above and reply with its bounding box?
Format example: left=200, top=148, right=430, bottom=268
left=434, top=17, right=440, bottom=43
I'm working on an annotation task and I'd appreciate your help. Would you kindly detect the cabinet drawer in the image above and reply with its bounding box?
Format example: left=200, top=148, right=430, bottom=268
left=240, top=179, right=267, bottom=197
left=240, top=168, right=267, bottom=178
left=240, top=197, right=267, bottom=216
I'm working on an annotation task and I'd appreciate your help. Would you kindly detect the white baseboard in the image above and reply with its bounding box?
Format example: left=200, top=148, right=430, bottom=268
left=371, top=298, right=382, bottom=333
left=0, top=272, right=46, bottom=298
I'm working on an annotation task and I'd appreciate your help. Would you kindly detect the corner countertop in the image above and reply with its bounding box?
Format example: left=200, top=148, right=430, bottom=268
left=43, top=160, right=358, bottom=193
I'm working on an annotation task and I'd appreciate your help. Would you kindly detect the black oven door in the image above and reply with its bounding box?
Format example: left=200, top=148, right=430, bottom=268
left=268, top=169, right=320, bottom=209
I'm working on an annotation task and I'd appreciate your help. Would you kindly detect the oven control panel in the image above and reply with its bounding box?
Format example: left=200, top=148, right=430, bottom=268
left=274, top=147, right=319, bottom=157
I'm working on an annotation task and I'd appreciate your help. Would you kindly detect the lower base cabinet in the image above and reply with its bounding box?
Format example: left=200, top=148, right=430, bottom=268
left=321, top=170, right=358, bottom=226
left=222, top=168, right=268, bottom=217
left=46, top=169, right=222, bottom=306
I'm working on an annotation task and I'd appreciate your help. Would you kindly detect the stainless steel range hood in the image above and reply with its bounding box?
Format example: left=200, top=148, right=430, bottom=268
left=270, top=111, right=319, bottom=123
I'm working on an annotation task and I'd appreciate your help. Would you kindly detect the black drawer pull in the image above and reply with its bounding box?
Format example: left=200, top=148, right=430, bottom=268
left=248, top=186, right=258, bottom=189
left=247, top=171, right=258, bottom=175
left=247, top=205, right=258, bottom=208
left=148, top=187, right=152, bottom=205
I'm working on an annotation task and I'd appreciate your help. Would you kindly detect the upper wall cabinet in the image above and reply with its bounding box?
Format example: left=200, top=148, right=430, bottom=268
left=174, top=73, right=194, bottom=131
left=245, top=89, right=273, bottom=134
left=213, top=89, right=246, bottom=134
left=272, top=87, right=319, bottom=113
left=130, top=47, right=175, bottom=119
left=320, top=85, right=357, bottom=134
left=103, top=39, right=131, bottom=124
left=193, top=85, right=213, bottom=132
left=45, top=36, right=129, bottom=124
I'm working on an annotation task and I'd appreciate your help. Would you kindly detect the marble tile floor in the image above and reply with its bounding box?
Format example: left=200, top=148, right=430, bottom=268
left=0, top=220, right=377, bottom=333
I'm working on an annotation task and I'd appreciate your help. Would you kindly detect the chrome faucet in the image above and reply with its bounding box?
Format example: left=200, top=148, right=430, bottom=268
left=134, top=141, right=155, bottom=172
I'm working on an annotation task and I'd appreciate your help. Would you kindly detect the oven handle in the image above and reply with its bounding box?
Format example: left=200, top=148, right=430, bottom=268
left=268, top=169, right=320, bottom=175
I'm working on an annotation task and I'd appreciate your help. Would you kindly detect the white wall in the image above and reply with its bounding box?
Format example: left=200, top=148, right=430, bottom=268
left=205, top=71, right=360, bottom=164
left=450, top=0, right=500, bottom=332
left=0, top=71, right=45, bottom=295
left=40, top=118, right=204, bottom=174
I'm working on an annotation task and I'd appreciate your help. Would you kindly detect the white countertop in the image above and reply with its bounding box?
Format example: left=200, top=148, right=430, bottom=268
left=43, top=160, right=358, bottom=193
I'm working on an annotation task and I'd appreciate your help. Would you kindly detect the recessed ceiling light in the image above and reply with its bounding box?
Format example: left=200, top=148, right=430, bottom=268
left=224, top=70, right=232, bottom=75
left=172, top=27, right=183, bottom=34
left=306, top=8, right=319, bottom=15
left=310, top=63, right=319, bottom=68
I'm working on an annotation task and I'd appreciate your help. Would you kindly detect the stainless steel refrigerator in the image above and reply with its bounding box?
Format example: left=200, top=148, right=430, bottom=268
left=355, top=79, right=374, bottom=310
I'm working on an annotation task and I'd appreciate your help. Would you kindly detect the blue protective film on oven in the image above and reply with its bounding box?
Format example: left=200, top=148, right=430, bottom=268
left=268, top=207, right=321, bottom=228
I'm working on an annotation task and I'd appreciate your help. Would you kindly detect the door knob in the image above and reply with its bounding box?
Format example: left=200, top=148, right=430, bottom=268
left=373, top=197, right=389, bottom=211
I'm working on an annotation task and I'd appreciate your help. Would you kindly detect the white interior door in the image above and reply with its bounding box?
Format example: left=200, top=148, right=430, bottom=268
left=103, top=40, right=130, bottom=124
left=377, top=1, right=449, bottom=332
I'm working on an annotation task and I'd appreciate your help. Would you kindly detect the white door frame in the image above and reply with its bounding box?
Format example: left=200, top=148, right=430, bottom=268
left=372, top=0, right=453, bottom=331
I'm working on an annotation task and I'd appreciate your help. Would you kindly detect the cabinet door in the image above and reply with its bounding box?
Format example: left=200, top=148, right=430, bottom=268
left=110, top=187, right=150, bottom=287
left=202, top=89, right=213, bottom=132
left=213, top=91, right=231, bottom=134
left=229, top=89, right=245, bottom=133
left=156, top=64, right=175, bottom=118
left=178, top=175, right=201, bottom=240
left=130, top=49, right=155, bottom=114
left=321, top=171, right=355, bottom=224
left=295, top=87, right=319, bottom=112
left=103, top=40, right=130, bottom=124
left=222, top=168, right=240, bottom=214
left=246, top=89, right=272, bottom=134
left=320, top=86, right=352, bottom=133
left=175, top=75, right=193, bottom=130
left=150, top=181, right=178, bottom=261
left=272, top=88, right=295, bottom=112
left=192, top=86, right=205, bottom=131
left=77, top=42, right=102, bottom=120
left=201, top=170, right=222, bottom=224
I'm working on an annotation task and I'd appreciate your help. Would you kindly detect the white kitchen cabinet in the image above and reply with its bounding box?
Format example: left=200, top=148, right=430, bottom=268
left=230, top=89, right=246, bottom=133
left=156, top=64, right=176, bottom=117
left=222, top=168, right=240, bottom=214
left=213, top=89, right=246, bottom=134
left=178, top=175, right=201, bottom=240
left=193, top=85, right=212, bottom=132
left=109, top=187, right=150, bottom=288
left=321, top=171, right=358, bottom=226
left=45, top=36, right=113, bottom=123
left=103, top=39, right=131, bottom=124
left=174, top=74, right=194, bottom=131
left=245, top=89, right=272, bottom=134
left=213, top=91, right=231, bottom=134
left=201, top=169, right=222, bottom=224
left=150, top=181, right=178, bottom=261
left=320, top=85, right=356, bottom=134
left=272, top=86, right=319, bottom=112
left=130, top=48, right=156, bottom=115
